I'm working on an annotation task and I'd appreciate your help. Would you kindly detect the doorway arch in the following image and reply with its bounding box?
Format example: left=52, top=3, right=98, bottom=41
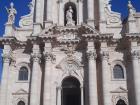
left=62, top=77, right=81, bottom=105
left=116, top=99, right=126, bottom=105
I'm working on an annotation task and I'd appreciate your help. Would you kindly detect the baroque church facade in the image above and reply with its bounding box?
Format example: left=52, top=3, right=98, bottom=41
left=0, top=0, right=140, bottom=105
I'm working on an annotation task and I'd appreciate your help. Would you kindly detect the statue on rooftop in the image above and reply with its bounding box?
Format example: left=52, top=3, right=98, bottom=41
left=6, top=2, right=17, bottom=24
left=128, top=0, right=136, bottom=17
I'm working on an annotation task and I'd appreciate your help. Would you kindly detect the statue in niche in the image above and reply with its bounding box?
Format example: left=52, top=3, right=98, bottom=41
left=6, top=2, right=17, bottom=24
left=66, top=6, right=75, bottom=26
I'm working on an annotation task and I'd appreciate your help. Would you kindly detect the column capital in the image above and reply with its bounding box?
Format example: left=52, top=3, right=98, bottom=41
left=2, top=53, right=12, bottom=63
left=87, top=50, right=97, bottom=60
left=44, top=52, right=56, bottom=62
left=131, top=50, right=140, bottom=60
left=31, top=53, right=41, bottom=63
left=100, top=50, right=109, bottom=60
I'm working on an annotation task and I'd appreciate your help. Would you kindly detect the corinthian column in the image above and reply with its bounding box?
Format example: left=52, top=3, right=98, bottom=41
left=100, top=42, right=111, bottom=105
left=0, top=45, right=11, bottom=105
left=87, top=0, right=95, bottom=26
left=131, top=49, right=140, bottom=105
left=43, top=42, right=54, bottom=105
left=87, top=42, right=98, bottom=105
left=43, top=52, right=53, bottom=105
left=30, top=44, right=42, bottom=105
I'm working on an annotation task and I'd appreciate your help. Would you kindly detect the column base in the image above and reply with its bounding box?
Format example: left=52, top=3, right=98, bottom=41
left=87, top=19, right=95, bottom=28
left=44, top=21, right=53, bottom=28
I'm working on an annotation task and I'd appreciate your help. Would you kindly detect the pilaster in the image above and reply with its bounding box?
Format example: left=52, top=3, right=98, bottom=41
left=87, top=0, right=95, bottom=27
left=58, top=0, right=64, bottom=26
left=45, top=0, right=53, bottom=27
left=78, top=0, right=83, bottom=25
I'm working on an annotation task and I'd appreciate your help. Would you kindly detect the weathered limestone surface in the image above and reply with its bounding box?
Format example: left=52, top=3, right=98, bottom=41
left=0, top=0, right=140, bottom=105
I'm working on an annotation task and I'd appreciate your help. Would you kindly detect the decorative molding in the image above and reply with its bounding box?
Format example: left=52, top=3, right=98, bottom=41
left=111, top=87, right=128, bottom=93
left=104, top=3, right=122, bottom=27
left=19, top=1, right=34, bottom=28
left=1, top=53, right=12, bottom=63
left=44, top=52, right=56, bottom=63
left=56, top=53, right=83, bottom=78
left=100, top=50, right=109, bottom=60
left=31, top=53, right=41, bottom=63
left=87, top=50, right=97, bottom=60
left=131, top=50, right=140, bottom=60
left=112, top=94, right=128, bottom=105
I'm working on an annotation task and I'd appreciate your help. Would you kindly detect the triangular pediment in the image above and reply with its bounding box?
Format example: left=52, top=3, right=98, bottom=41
left=111, top=87, right=128, bottom=93
left=12, top=89, right=28, bottom=95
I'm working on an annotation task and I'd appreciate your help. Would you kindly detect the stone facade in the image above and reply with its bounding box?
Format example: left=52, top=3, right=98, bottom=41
left=0, top=0, right=140, bottom=105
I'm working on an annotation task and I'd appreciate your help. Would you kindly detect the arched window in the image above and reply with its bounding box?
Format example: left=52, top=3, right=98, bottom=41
left=17, top=101, right=25, bottom=105
left=113, top=65, right=124, bottom=79
left=18, top=67, right=28, bottom=81
left=116, top=99, right=126, bottom=105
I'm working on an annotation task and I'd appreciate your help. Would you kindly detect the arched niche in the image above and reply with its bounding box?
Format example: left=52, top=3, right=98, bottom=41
left=62, top=76, right=81, bottom=105
left=64, top=2, right=77, bottom=26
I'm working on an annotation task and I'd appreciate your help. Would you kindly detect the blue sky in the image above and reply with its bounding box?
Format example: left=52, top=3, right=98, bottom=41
left=0, top=0, right=140, bottom=80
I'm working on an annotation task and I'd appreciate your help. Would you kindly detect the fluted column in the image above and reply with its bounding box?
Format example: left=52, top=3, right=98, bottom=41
left=30, top=44, right=41, bottom=105
left=57, top=86, right=62, bottom=105
left=0, top=45, right=11, bottom=105
left=131, top=49, right=140, bottom=105
left=100, top=42, right=111, bottom=105
left=87, top=42, right=98, bottom=105
left=87, top=0, right=95, bottom=26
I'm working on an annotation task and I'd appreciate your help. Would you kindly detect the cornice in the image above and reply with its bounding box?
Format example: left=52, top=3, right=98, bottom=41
left=125, top=33, right=140, bottom=41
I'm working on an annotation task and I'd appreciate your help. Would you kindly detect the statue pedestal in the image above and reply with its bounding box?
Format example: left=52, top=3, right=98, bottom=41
left=66, top=20, right=75, bottom=26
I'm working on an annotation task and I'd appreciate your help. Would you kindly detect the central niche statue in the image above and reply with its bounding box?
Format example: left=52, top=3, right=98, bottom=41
left=66, top=6, right=75, bottom=26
